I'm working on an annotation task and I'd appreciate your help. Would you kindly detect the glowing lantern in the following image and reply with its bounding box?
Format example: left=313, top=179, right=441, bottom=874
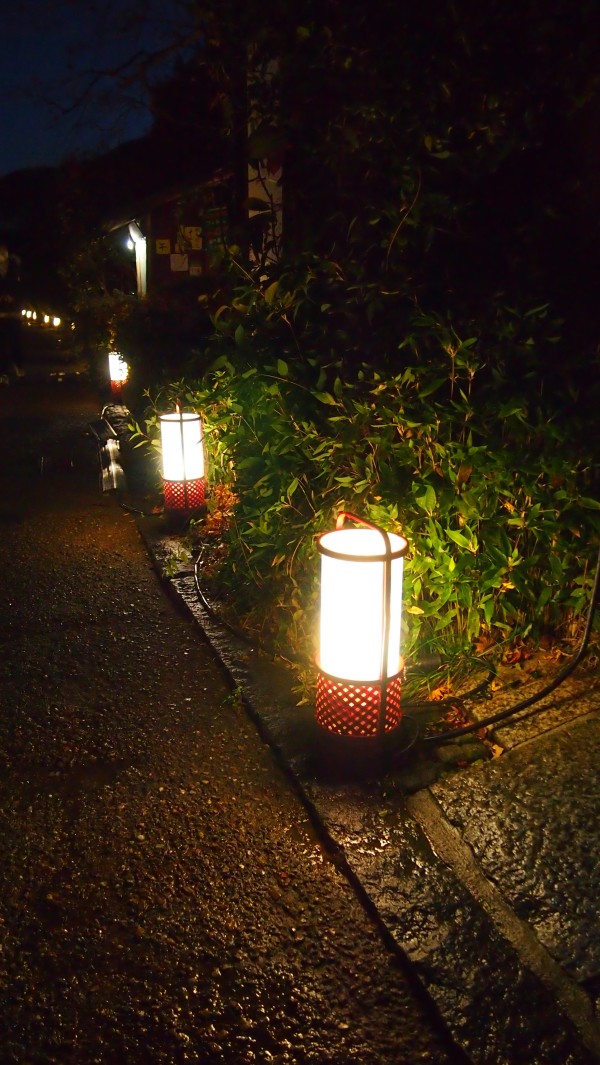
left=159, top=409, right=205, bottom=512
left=316, top=512, right=408, bottom=738
left=108, top=351, right=129, bottom=394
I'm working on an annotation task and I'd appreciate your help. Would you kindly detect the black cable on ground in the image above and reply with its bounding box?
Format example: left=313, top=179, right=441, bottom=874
left=417, top=540, right=600, bottom=744
left=118, top=498, right=164, bottom=517
left=193, top=547, right=307, bottom=666
left=193, top=549, right=250, bottom=643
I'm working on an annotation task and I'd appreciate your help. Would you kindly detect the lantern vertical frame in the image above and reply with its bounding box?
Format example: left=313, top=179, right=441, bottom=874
left=315, top=512, right=408, bottom=741
left=159, top=409, right=206, bottom=513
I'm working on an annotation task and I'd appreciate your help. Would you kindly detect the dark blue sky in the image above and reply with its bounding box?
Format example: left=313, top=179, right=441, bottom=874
left=0, top=1, right=185, bottom=178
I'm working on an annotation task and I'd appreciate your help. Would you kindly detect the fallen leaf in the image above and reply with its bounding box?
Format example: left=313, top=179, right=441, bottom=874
left=430, top=683, right=452, bottom=701
left=550, top=646, right=570, bottom=661
left=484, top=741, right=504, bottom=759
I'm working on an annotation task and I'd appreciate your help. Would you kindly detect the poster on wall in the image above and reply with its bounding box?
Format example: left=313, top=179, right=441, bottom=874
left=177, top=226, right=202, bottom=251
left=170, top=253, right=189, bottom=272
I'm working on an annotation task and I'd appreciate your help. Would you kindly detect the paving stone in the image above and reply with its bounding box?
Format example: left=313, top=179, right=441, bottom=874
left=431, top=715, right=600, bottom=984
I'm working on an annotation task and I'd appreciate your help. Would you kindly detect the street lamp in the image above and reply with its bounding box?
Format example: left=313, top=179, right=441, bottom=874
left=108, top=351, right=129, bottom=395
left=159, top=408, right=206, bottom=512
left=316, top=512, right=408, bottom=740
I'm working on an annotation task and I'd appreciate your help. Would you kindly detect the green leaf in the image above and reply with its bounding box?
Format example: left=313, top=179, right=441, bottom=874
left=277, top=358, right=288, bottom=376
left=418, top=376, right=445, bottom=398
left=208, top=354, right=234, bottom=373
left=265, top=280, right=280, bottom=305
left=314, top=391, right=338, bottom=405
left=537, top=586, right=553, bottom=609
left=415, top=485, right=437, bottom=515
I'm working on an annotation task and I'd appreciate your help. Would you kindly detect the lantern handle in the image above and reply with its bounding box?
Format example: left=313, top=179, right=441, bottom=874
left=334, top=512, right=408, bottom=545
left=332, top=512, right=408, bottom=555
left=335, top=511, right=382, bottom=532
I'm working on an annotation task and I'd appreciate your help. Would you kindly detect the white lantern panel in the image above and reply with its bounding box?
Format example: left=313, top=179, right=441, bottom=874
left=160, top=412, right=204, bottom=481
left=319, top=528, right=405, bottom=682
left=108, top=351, right=128, bottom=382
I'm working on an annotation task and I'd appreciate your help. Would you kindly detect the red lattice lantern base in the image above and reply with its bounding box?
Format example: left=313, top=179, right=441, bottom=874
left=110, top=380, right=123, bottom=395
left=163, top=477, right=206, bottom=512
left=315, top=670, right=402, bottom=738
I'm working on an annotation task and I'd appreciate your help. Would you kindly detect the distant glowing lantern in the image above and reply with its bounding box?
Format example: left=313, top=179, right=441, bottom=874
left=159, top=409, right=205, bottom=512
left=108, top=351, right=129, bottom=394
left=315, top=512, right=408, bottom=739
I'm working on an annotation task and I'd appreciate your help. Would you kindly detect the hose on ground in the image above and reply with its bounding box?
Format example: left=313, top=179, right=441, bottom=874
left=415, top=539, right=600, bottom=743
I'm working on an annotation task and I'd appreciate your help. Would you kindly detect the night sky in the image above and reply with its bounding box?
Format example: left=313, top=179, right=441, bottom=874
left=0, top=0, right=183, bottom=178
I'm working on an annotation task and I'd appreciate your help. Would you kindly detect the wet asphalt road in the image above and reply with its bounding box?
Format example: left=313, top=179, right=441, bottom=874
left=0, top=372, right=463, bottom=1064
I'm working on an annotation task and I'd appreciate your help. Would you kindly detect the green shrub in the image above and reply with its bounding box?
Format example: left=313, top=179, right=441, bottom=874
left=140, top=276, right=599, bottom=679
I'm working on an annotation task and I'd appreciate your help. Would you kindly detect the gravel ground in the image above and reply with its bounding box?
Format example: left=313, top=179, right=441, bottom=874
left=0, top=377, right=462, bottom=1064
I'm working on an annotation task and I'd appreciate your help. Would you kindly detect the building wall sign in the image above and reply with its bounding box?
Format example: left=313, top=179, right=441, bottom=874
left=149, top=195, right=227, bottom=288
